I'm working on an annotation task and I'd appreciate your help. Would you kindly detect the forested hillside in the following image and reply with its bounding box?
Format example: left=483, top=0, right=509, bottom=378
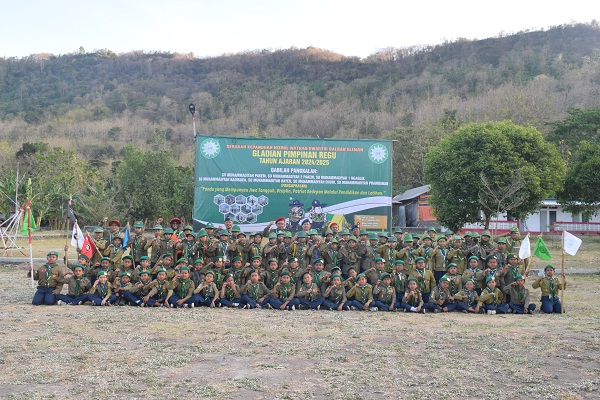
left=1, top=22, right=599, bottom=226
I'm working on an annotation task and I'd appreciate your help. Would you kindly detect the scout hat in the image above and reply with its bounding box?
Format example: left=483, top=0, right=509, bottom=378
left=485, top=276, right=496, bottom=283
left=72, top=264, right=85, bottom=271
left=375, top=257, right=384, bottom=263
left=439, top=276, right=449, bottom=282
left=515, top=274, right=524, bottom=280
left=93, top=227, right=104, bottom=233
left=47, top=250, right=59, bottom=257
left=415, top=256, right=426, bottom=263
left=232, top=225, right=241, bottom=232
left=297, top=231, right=308, bottom=238
left=156, top=268, right=167, bottom=275
left=314, top=258, right=324, bottom=265
left=97, top=270, right=109, bottom=277
left=544, top=264, right=555, bottom=271
left=403, top=234, right=413, bottom=242
left=369, top=233, right=379, bottom=241
left=122, top=255, right=134, bottom=262
left=133, top=221, right=144, bottom=228
left=394, top=260, right=404, bottom=265
left=152, top=224, right=163, bottom=230
left=100, top=257, right=111, bottom=263
left=331, top=274, right=342, bottom=280
left=194, top=258, right=204, bottom=265
left=78, top=254, right=89, bottom=261
left=179, top=266, right=190, bottom=272
left=497, top=237, right=507, bottom=244
left=481, top=230, right=491, bottom=237
left=394, top=228, right=403, bottom=234
left=510, top=227, right=519, bottom=233
left=205, top=223, right=215, bottom=229
left=120, top=272, right=132, bottom=278
left=108, top=220, right=120, bottom=227
left=309, top=229, right=318, bottom=235
left=163, top=228, right=174, bottom=234
left=268, top=232, right=277, bottom=239
left=219, top=229, right=229, bottom=236
left=380, top=273, right=391, bottom=280
left=231, top=256, right=242, bottom=263
left=176, top=257, right=188, bottom=264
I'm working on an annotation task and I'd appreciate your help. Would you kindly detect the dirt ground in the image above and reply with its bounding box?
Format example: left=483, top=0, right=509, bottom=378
left=0, top=260, right=599, bottom=400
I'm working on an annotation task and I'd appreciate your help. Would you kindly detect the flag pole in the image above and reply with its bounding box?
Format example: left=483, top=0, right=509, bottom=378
left=561, top=230, right=565, bottom=314
left=64, top=196, right=72, bottom=274
left=26, top=200, right=34, bottom=288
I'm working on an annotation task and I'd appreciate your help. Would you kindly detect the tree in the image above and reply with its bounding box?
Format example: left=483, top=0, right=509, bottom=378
left=557, top=141, right=600, bottom=220
left=424, top=121, right=565, bottom=231
left=113, top=146, right=194, bottom=221
left=547, top=108, right=600, bottom=160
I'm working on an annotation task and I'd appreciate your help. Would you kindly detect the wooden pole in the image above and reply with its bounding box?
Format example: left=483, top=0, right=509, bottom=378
left=561, top=230, right=565, bottom=314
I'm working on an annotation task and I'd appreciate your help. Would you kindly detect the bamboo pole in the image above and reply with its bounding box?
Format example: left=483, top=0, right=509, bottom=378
left=561, top=230, right=565, bottom=314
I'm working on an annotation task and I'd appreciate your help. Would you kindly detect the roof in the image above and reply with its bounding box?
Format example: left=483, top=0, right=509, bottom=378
left=393, top=185, right=430, bottom=203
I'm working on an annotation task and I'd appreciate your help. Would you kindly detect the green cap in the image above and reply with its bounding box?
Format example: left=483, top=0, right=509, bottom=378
left=268, top=232, right=277, bottom=239
left=510, top=227, right=519, bottom=233
left=297, top=231, right=308, bottom=238
left=100, top=257, right=111, bottom=263
left=232, top=225, right=241, bottom=232
left=194, top=258, right=204, bottom=265
left=331, top=274, right=342, bottom=280
left=268, top=258, right=278, bottom=264
left=93, top=227, right=104, bottom=233
left=348, top=235, right=357, bottom=242
left=428, top=226, right=437, bottom=232
left=380, top=273, right=391, bottom=280
left=206, top=223, right=215, bottom=229
left=359, top=230, right=368, bottom=235
left=231, top=256, right=242, bottom=263
left=139, top=270, right=150, bottom=275
left=447, top=263, right=458, bottom=269
left=219, top=229, right=229, bottom=236
left=515, top=274, right=524, bottom=280
left=329, top=238, right=338, bottom=244
left=453, top=235, right=462, bottom=241
left=152, top=224, right=163, bottom=230
left=403, top=234, right=413, bottom=242
left=485, top=255, right=497, bottom=262
left=415, top=256, right=426, bottom=263
left=485, top=276, right=496, bottom=284
left=176, top=258, right=188, bottom=264
left=133, top=221, right=144, bottom=228
left=120, top=271, right=131, bottom=278
left=163, top=228, right=174, bottom=234
left=156, top=268, right=167, bottom=275
left=97, top=271, right=109, bottom=277
left=284, top=231, right=292, bottom=238
left=482, top=230, right=491, bottom=237
left=407, top=277, right=418, bottom=283
left=375, top=257, right=384, bottom=263
left=280, top=271, right=290, bottom=277
left=162, top=253, right=173, bottom=259
left=544, top=264, right=555, bottom=271
left=439, top=276, right=449, bottom=282
left=497, top=237, right=507, bottom=244
left=122, top=255, right=134, bottom=262
left=183, top=225, right=193, bottom=231
left=394, top=260, right=404, bottom=265
left=72, top=264, right=85, bottom=271
left=140, top=256, right=150, bottom=261
left=368, top=233, right=379, bottom=241
left=388, top=236, right=398, bottom=242
left=394, top=228, right=403, bottom=234
left=78, top=254, right=89, bottom=261
left=314, top=258, right=324, bottom=265
left=309, top=229, right=318, bottom=235
left=179, top=266, right=190, bottom=272
left=47, top=250, right=59, bottom=257
left=468, top=255, right=479, bottom=262
left=205, top=270, right=214, bottom=276
left=507, top=253, right=516, bottom=259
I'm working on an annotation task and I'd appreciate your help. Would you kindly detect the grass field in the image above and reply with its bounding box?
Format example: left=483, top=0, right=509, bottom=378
left=1, top=235, right=599, bottom=399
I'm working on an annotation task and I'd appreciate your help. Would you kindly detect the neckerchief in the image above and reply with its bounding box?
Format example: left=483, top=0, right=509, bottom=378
left=180, top=279, right=191, bottom=297
left=250, top=282, right=259, bottom=300
left=417, top=269, right=426, bottom=292
left=514, top=286, right=524, bottom=302
left=98, top=283, right=107, bottom=298
left=74, top=277, right=81, bottom=295
left=447, top=274, right=457, bottom=294
left=379, top=284, right=393, bottom=303
left=329, top=249, right=338, bottom=267
left=483, top=287, right=497, bottom=304
left=225, top=285, right=236, bottom=301
left=394, top=273, right=404, bottom=293
left=510, top=266, right=520, bottom=281
left=463, top=289, right=475, bottom=306
left=407, top=290, right=421, bottom=306
left=547, top=277, right=556, bottom=300
left=44, top=265, right=52, bottom=286
left=157, top=280, right=166, bottom=298
left=280, top=282, right=292, bottom=300
left=331, top=286, right=342, bottom=303
left=302, top=283, right=314, bottom=300
left=358, top=284, right=369, bottom=303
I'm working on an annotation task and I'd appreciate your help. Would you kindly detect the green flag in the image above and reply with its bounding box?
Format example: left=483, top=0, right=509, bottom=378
left=20, top=202, right=37, bottom=235
left=533, top=236, right=551, bottom=260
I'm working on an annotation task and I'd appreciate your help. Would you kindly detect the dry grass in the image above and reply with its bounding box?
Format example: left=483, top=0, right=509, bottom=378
left=0, top=260, right=599, bottom=399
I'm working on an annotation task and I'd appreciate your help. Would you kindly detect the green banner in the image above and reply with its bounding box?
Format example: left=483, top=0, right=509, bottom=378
left=194, top=135, right=392, bottom=232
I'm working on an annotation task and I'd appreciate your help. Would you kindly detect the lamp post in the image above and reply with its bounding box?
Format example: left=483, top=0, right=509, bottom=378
left=189, top=103, right=196, bottom=138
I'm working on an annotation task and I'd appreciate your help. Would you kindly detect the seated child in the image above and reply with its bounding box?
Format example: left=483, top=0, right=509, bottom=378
left=372, top=273, right=396, bottom=311
left=88, top=271, right=116, bottom=306
left=454, top=279, right=480, bottom=313
left=56, top=264, right=91, bottom=306
left=507, top=274, right=536, bottom=314
left=295, top=271, right=325, bottom=310
left=219, top=274, right=242, bottom=308
left=478, top=276, right=508, bottom=314
left=345, top=273, right=374, bottom=311
left=167, top=266, right=196, bottom=308
left=240, top=269, right=270, bottom=309
left=400, top=278, right=424, bottom=313
left=322, top=274, right=347, bottom=311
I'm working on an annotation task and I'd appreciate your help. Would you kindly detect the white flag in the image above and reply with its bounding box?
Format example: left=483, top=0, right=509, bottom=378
left=71, top=222, right=85, bottom=248
left=563, top=231, right=582, bottom=256
left=519, top=233, right=531, bottom=259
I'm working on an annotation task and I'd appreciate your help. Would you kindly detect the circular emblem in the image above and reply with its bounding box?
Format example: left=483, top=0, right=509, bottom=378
left=368, top=143, right=388, bottom=164
left=201, top=138, right=220, bottom=159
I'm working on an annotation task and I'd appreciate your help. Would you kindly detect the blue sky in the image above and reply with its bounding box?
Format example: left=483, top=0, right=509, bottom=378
left=1, top=0, right=597, bottom=59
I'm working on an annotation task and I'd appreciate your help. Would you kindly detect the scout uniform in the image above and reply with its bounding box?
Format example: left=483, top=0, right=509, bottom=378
left=372, top=273, right=396, bottom=311
left=322, top=238, right=341, bottom=272
left=447, top=235, right=466, bottom=274
left=219, top=276, right=242, bottom=308
left=167, top=267, right=196, bottom=308
left=532, top=265, right=566, bottom=313
left=409, top=257, right=436, bottom=303
left=112, top=272, right=134, bottom=305
left=502, top=253, right=524, bottom=292
left=176, top=231, right=198, bottom=262
left=55, top=264, right=91, bottom=305
left=400, top=278, right=424, bottom=312
left=441, top=263, right=462, bottom=296
left=103, top=237, right=124, bottom=267
left=103, top=219, right=123, bottom=245
left=128, top=221, right=148, bottom=262
left=478, top=277, right=508, bottom=314
left=295, top=273, right=325, bottom=310
left=195, top=230, right=214, bottom=262
left=339, top=236, right=363, bottom=277
left=277, top=232, right=295, bottom=264
left=425, top=277, right=456, bottom=312
left=462, top=256, right=484, bottom=293
left=345, top=274, right=374, bottom=310
left=507, top=275, right=536, bottom=314
left=225, top=256, right=251, bottom=286
left=454, top=283, right=480, bottom=313
left=145, top=270, right=171, bottom=307
left=396, top=235, right=417, bottom=275
left=262, top=259, right=281, bottom=290
left=88, top=271, right=116, bottom=306
left=89, top=227, right=107, bottom=266
left=291, top=232, right=309, bottom=268
left=375, top=239, right=396, bottom=273
left=322, top=274, right=348, bottom=310
left=29, top=251, right=65, bottom=305
left=240, top=276, right=270, bottom=308
left=360, top=234, right=381, bottom=273
left=191, top=271, right=220, bottom=307
left=266, top=271, right=299, bottom=310
left=428, top=237, right=449, bottom=283
left=122, top=270, right=154, bottom=306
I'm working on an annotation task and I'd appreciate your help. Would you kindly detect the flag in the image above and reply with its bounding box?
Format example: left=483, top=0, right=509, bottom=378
left=71, top=222, right=85, bottom=248
left=20, top=200, right=37, bottom=236
left=122, top=224, right=130, bottom=250
left=519, top=233, right=531, bottom=259
left=80, top=234, right=97, bottom=259
left=66, top=198, right=77, bottom=223
left=533, top=236, right=552, bottom=260
left=563, top=231, right=582, bottom=256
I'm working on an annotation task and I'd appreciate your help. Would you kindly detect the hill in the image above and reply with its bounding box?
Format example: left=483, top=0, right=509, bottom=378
left=1, top=22, right=599, bottom=191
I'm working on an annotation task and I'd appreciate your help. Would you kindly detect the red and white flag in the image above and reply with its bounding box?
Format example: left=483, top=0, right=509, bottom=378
left=71, top=222, right=85, bottom=248
left=80, top=234, right=97, bottom=259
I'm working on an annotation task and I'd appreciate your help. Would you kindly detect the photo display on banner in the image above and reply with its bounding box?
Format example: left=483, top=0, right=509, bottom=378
left=194, top=135, right=393, bottom=232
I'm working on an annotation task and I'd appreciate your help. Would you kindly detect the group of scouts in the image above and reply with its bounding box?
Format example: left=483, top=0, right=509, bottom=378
left=28, top=216, right=567, bottom=314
